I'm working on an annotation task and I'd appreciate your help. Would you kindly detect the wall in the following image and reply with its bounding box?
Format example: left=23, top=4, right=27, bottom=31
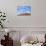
left=0, top=0, right=46, bottom=27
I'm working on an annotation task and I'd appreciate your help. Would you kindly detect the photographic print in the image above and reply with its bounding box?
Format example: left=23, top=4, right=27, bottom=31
left=16, top=0, right=32, bottom=16
left=16, top=5, right=32, bottom=16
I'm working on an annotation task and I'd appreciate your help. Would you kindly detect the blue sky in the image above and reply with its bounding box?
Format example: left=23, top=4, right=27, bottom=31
left=16, top=5, right=32, bottom=15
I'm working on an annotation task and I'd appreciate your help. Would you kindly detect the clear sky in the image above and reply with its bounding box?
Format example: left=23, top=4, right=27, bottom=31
left=16, top=5, right=31, bottom=15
